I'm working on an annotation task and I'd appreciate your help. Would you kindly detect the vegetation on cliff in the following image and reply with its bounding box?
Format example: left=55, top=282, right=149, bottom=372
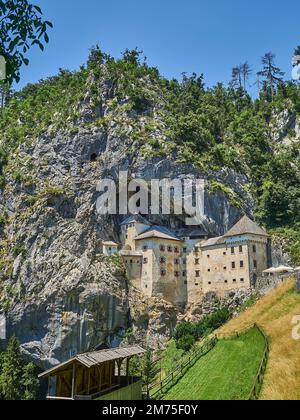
left=0, top=46, right=299, bottom=263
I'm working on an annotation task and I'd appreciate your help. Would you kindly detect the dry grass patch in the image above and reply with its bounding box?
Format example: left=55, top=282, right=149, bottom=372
left=217, top=279, right=300, bottom=400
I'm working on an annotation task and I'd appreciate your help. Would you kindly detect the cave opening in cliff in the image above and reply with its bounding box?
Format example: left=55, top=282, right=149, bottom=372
left=90, top=153, right=98, bottom=162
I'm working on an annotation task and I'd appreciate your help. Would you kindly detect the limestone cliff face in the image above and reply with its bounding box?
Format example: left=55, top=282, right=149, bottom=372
left=0, top=67, right=263, bottom=368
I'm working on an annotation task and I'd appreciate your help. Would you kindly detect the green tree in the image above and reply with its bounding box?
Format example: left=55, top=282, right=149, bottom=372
left=231, top=65, right=243, bottom=89
left=142, top=348, right=157, bottom=398
left=240, top=62, right=252, bottom=90
left=0, top=0, right=52, bottom=84
left=257, top=52, right=284, bottom=99
left=0, top=336, right=39, bottom=400
left=176, top=334, right=195, bottom=352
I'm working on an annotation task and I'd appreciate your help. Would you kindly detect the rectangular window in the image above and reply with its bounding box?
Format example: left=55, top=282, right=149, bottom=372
left=253, top=245, right=257, bottom=253
left=143, top=258, right=148, bottom=264
left=174, top=247, right=179, bottom=253
left=254, top=260, right=257, bottom=269
left=160, top=257, right=166, bottom=264
left=195, top=258, right=200, bottom=265
left=224, top=266, right=227, bottom=270
left=240, top=261, right=244, bottom=268
left=195, top=283, right=199, bottom=286
left=168, top=246, right=173, bottom=253
left=196, top=270, right=200, bottom=277
left=231, top=247, right=235, bottom=254
left=174, top=271, right=180, bottom=277
left=182, top=259, right=187, bottom=265
left=143, top=246, right=148, bottom=251
left=233, top=279, right=237, bottom=283
left=184, top=280, right=188, bottom=285
left=160, top=245, right=165, bottom=252
left=161, top=269, right=166, bottom=277
left=175, top=259, right=180, bottom=265
left=239, top=245, right=243, bottom=253
left=240, top=278, right=244, bottom=283
left=183, top=247, right=187, bottom=253
left=182, top=271, right=187, bottom=277
left=232, top=262, right=236, bottom=269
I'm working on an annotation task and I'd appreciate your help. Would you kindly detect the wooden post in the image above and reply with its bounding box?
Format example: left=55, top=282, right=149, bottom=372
left=98, top=365, right=102, bottom=393
left=117, top=359, right=122, bottom=386
left=48, top=376, right=51, bottom=398
left=126, top=358, right=130, bottom=385
left=87, top=370, right=91, bottom=396
left=71, top=364, right=76, bottom=400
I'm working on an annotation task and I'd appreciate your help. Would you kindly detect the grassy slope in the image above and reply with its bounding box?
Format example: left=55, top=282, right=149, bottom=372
left=218, top=279, right=300, bottom=400
left=162, top=328, right=265, bottom=400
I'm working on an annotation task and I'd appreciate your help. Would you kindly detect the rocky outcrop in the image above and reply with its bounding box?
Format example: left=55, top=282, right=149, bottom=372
left=0, top=63, right=284, bottom=369
left=183, top=288, right=256, bottom=323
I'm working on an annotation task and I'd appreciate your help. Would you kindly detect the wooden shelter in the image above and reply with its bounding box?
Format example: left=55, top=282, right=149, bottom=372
left=39, top=346, right=145, bottom=401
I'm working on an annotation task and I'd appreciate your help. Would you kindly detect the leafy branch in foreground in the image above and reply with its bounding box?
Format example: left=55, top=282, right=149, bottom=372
left=0, top=0, right=52, bottom=84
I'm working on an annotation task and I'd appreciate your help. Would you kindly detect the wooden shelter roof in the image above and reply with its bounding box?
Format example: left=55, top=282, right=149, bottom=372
left=39, top=346, right=145, bottom=379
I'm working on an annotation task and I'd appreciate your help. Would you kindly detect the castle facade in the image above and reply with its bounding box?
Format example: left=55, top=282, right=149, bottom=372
left=104, top=215, right=271, bottom=307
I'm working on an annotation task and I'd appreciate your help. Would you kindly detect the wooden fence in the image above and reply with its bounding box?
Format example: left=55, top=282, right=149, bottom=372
left=248, top=324, right=269, bottom=400
left=144, top=337, right=218, bottom=400
left=145, top=324, right=269, bottom=401
left=218, top=323, right=269, bottom=401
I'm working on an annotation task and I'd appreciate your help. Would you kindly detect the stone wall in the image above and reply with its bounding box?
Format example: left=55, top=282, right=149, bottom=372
left=256, top=274, right=294, bottom=294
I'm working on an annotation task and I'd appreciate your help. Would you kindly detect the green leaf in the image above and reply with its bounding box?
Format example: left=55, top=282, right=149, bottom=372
left=33, top=5, right=42, bottom=14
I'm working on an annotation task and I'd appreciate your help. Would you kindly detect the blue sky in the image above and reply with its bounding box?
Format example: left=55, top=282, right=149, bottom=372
left=17, top=0, right=300, bottom=96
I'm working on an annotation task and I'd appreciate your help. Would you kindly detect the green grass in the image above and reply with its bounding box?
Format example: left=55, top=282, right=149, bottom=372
left=162, top=328, right=265, bottom=401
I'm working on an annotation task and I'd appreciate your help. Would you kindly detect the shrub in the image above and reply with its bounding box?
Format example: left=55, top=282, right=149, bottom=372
left=176, top=334, right=196, bottom=352
left=195, top=308, right=232, bottom=338
left=173, top=321, right=196, bottom=342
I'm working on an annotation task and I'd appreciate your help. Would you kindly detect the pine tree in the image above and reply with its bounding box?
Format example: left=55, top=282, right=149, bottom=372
left=231, top=66, right=242, bottom=89
left=240, top=62, right=252, bottom=90
left=0, top=336, right=39, bottom=400
left=0, top=336, right=24, bottom=400
left=257, top=52, right=284, bottom=99
left=142, top=348, right=157, bottom=399
left=231, top=63, right=251, bottom=92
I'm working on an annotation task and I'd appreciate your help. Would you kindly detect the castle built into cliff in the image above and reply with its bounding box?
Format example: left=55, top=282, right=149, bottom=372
left=103, top=215, right=271, bottom=307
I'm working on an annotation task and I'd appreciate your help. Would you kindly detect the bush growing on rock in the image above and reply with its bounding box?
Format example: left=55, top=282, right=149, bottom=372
left=174, top=308, right=232, bottom=351
left=176, top=334, right=196, bottom=352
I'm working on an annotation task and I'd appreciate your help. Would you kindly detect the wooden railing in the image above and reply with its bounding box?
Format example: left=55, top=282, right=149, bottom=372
left=217, top=323, right=269, bottom=401
left=248, top=324, right=269, bottom=400
left=145, top=324, right=269, bottom=401
left=145, top=337, right=218, bottom=400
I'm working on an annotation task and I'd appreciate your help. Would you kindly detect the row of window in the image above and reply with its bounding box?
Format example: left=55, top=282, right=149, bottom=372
left=142, top=244, right=257, bottom=255
left=206, top=278, right=245, bottom=285
left=159, top=245, right=180, bottom=253
left=161, top=270, right=187, bottom=277
left=127, top=258, right=257, bottom=270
